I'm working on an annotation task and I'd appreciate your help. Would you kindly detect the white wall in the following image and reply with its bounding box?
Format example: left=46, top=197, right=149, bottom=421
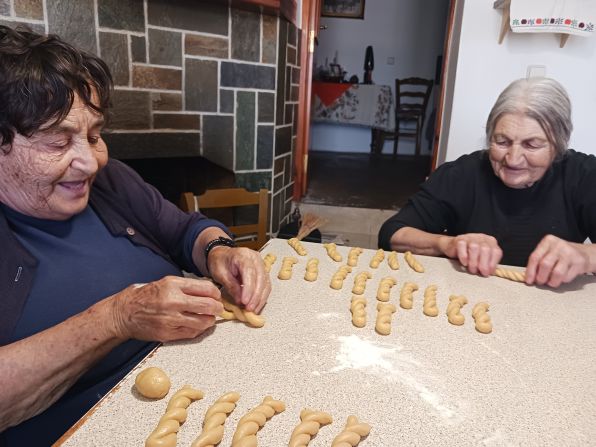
left=310, top=0, right=450, bottom=155
left=445, top=0, right=596, bottom=163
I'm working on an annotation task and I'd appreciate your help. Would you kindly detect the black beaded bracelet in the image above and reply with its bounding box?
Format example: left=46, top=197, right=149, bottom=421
left=204, top=236, right=236, bottom=273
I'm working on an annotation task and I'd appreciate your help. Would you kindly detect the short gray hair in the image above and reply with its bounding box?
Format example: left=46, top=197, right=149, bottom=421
left=485, top=77, right=573, bottom=158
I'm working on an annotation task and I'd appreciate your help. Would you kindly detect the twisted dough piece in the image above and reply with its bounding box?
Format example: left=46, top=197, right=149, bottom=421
left=404, top=251, right=424, bottom=273
left=375, top=302, right=396, bottom=335
left=323, top=243, right=343, bottom=262
left=376, top=276, right=397, bottom=302
left=472, top=302, right=493, bottom=334
left=369, top=249, right=385, bottom=269
left=146, top=385, right=204, bottom=447
left=231, top=395, right=285, bottom=446
left=387, top=251, right=399, bottom=270
left=288, top=408, right=333, bottom=447
left=399, top=282, right=419, bottom=310
left=350, top=295, right=367, bottom=328
left=288, top=237, right=307, bottom=256
left=331, top=415, right=371, bottom=447
left=262, top=253, right=276, bottom=273
left=330, top=265, right=352, bottom=290
left=446, top=295, right=468, bottom=326
left=352, top=271, right=372, bottom=295
left=422, top=285, right=439, bottom=317
left=278, top=256, right=299, bottom=280
left=191, top=391, right=240, bottom=447
left=220, top=299, right=265, bottom=328
left=347, top=247, right=363, bottom=267
left=493, top=268, right=526, bottom=283
left=304, top=258, right=319, bottom=282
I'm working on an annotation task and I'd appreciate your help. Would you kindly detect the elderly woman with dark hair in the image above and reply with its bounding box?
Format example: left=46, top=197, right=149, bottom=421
left=0, top=25, right=270, bottom=445
left=379, top=77, right=596, bottom=288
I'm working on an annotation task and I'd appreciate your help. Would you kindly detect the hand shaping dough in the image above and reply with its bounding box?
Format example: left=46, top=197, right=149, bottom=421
left=472, top=302, right=493, bottom=334
left=146, top=385, right=204, bottom=447
left=191, top=391, right=240, bottom=447
left=288, top=237, right=307, bottom=256
left=347, top=247, right=363, bottom=267
left=493, top=267, right=526, bottom=282
left=376, top=277, right=397, bottom=302
left=350, top=295, right=367, bottom=328
left=387, top=251, right=399, bottom=270
left=135, top=367, right=171, bottom=399
left=404, top=251, right=424, bottom=273
left=352, top=271, right=372, bottom=295
left=278, top=256, right=299, bottom=280
left=375, top=302, right=396, bottom=335
left=422, top=285, right=439, bottom=317
left=446, top=295, right=468, bottom=326
left=231, top=396, right=285, bottom=446
left=331, top=415, right=371, bottom=447
left=288, top=408, right=333, bottom=447
left=262, top=253, right=277, bottom=273
left=304, top=258, right=319, bottom=282
left=323, top=243, right=343, bottom=262
left=330, top=265, right=352, bottom=290
left=399, top=282, right=419, bottom=310
left=219, top=299, right=265, bottom=328
left=369, top=249, right=385, bottom=269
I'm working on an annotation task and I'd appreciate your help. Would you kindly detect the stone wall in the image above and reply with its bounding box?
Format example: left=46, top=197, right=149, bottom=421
left=0, top=0, right=300, bottom=234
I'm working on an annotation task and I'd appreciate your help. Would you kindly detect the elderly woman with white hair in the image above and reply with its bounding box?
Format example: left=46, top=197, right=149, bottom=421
left=379, top=77, right=596, bottom=288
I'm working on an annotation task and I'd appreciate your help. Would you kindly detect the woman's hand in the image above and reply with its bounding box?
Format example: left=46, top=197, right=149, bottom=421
left=525, top=235, right=589, bottom=287
left=439, top=233, right=503, bottom=277
left=110, top=276, right=224, bottom=342
left=207, top=246, right=271, bottom=313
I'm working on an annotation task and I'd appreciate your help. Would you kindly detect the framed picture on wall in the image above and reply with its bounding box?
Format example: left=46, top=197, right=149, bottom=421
left=321, top=0, right=365, bottom=19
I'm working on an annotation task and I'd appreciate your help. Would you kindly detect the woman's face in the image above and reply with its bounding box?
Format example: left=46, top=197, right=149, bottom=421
left=489, top=113, right=556, bottom=189
left=0, top=95, right=108, bottom=220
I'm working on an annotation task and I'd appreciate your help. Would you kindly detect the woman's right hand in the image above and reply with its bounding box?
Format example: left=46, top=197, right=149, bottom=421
left=108, top=276, right=224, bottom=342
left=439, top=233, right=503, bottom=277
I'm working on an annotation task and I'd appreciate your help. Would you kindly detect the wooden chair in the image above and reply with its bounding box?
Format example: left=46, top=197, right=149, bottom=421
left=379, top=77, right=433, bottom=156
left=180, top=188, right=269, bottom=250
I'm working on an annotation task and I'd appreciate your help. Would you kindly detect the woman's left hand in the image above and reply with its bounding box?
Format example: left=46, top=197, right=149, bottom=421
left=525, top=235, right=589, bottom=287
left=207, top=246, right=271, bottom=313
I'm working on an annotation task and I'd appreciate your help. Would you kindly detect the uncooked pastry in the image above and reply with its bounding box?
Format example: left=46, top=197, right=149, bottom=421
left=375, top=302, right=396, bottom=335
left=350, top=295, right=367, bottom=328
left=278, top=256, right=299, bottom=280
left=472, top=302, right=493, bottom=334
left=231, top=395, right=285, bottom=446
left=191, top=391, right=240, bottom=447
left=219, top=299, right=265, bottom=328
left=331, top=415, right=371, bottom=447
left=263, top=253, right=277, bottom=273
left=422, top=285, right=439, bottom=317
left=323, top=243, right=343, bottom=262
left=404, top=251, right=424, bottom=273
left=146, top=385, right=204, bottom=447
left=304, top=258, right=319, bottom=282
left=399, top=282, right=419, bottom=309
left=369, top=249, right=385, bottom=269
left=330, top=265, right=352, bottom=290
left=135, top=366, right=171, bottom=399
left=387, top=251, right=399, bottom=270
left=347, top=247, right=363, bottom=267
left=288, top=237, right=307, bottom=256
left=446, top=295, right=468, bottom=326
left=493, top=268, right=525, bottom=282
left=376, top=276, right=397, bottom=302
left=352, top=271, right=372, bottom=295
left=288, top=408, right=333, bottom=447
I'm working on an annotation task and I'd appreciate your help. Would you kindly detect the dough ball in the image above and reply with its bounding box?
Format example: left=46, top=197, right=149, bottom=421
left=135, top=367, right=171, bottom=399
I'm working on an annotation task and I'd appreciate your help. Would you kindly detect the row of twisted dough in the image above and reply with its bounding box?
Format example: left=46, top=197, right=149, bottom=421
left=191, top=392, right=240, bottom=447
left=375, top=302, right=397, bottom=335
left=330, top=265, right=352, bottom=289
left=422, top=285, right=439, bottom=317
left=278, top=256, right=299, bottom=280
left=323, top=243, right=343, bottom=262
left=376, top=276, right=397, bottom=302
left=288, top=238, right=307, bottom=256
left=288, top=409, right=333, bottom=447
left=231, top=395, right=286, bottom=446
left=352, top=271, right=372, bottom=295
left=387, top=251, right=399, bottom=270
left=220, top=298, right=265, bottom=328
left=146, top=385, right=204, bottom=447
left=347, top=247, right=363, bottom=267
left=262, top=253, right=276, bottom=273
left=331, top=415, right=372, bottom=447
left=404, top=251, right=425, bottom=273
left=304, top=258, right=319, bottom=281
left=471, top=302, right=493, bottom=333
left=399, top=282, right=419, bottom=309
left=446, top=295, right=468, bottom=326
left=369, top=249, right=385, bottom=269
left=350, top=295, right=367, bottom=328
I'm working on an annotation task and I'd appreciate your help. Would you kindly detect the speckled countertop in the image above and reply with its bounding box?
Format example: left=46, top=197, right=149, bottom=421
left=57, top=238, right=596, bottom=446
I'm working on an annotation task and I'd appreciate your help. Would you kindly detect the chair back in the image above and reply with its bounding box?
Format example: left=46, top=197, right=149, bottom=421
left=395, top=77, right=433, bottom=124
left=180, top=188, right=269, bottom=250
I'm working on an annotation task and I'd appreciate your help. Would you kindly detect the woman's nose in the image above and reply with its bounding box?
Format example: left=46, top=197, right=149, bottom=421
left=70, top=139, right=100, bottom=174
left=505, top=143, right=525, bottom=166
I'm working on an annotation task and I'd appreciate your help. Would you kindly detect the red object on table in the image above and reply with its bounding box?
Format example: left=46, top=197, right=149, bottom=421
left=311, top=82, right=353, bottom=107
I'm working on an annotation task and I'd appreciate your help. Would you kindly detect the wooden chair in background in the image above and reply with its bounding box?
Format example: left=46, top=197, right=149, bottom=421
left=180, top=188, right=269, bottom=250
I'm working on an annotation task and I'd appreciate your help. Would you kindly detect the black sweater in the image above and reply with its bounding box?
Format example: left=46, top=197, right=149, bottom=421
left=378, top=150, right=596, bottom=267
